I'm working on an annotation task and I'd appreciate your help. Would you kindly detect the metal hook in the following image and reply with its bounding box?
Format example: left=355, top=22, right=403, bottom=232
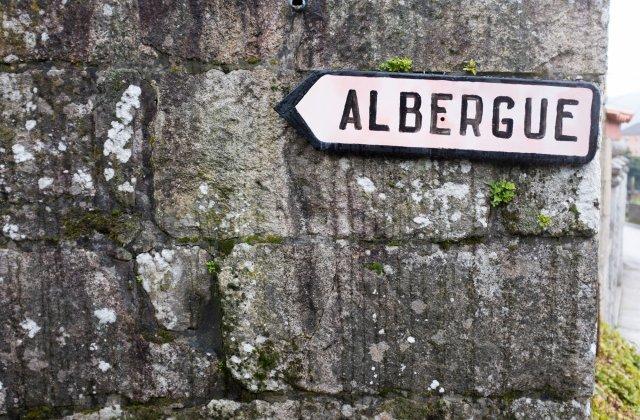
left=288, top=0, right=307, bottom=11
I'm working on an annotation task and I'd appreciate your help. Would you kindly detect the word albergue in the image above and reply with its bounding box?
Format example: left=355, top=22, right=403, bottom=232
left=339, top=89, right=580, bottom=142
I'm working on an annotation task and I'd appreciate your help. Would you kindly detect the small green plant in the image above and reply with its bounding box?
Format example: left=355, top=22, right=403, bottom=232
left=135, top=275, right=143, bottom=284
left=592, top=322, right=640, bottom=419
left=537, top=213, right=552, bottom=229
left=365, top=262, right=384, bottom=275
left=488, top=180, right=516, bottom=207
left=379, top=57, right=413, bottom=72
left=463, top=59, right=478, bottom=75
left=206, top=260, right=220, bottom=274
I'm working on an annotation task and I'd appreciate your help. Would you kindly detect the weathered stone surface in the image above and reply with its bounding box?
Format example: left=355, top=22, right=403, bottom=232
left=0, top=0, right=608, bottom=417
left=202, top=395, right=591, bottom=419
left=0, top=0, right=140, bottom=64
left=218, top=238, right=597, bottom=397
left=0, top=245, right=222, bottom=415
left=151, top=69, right=493, bottom=242
left=500, top=162, right=601, bottom=237
left=136, top=246, right=211, bottom=331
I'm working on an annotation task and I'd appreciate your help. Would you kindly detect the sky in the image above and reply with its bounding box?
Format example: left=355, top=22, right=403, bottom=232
left=606, top=0, right=640, bottom=99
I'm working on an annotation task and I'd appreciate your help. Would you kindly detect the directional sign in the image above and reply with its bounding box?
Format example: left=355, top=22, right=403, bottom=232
left=275, top=71, right=600, bottom=164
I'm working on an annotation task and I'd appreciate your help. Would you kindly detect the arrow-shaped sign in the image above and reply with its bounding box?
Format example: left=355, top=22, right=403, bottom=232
left=276, top=71, right=600, bottom=165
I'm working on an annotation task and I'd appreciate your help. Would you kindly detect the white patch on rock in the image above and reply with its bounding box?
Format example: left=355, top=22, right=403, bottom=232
left=3, top=223, right=22, bottom=240
left=241, top=342, right=255, bottom=353
left=25, top=120, right=36, bottom=131
left=413, top=215, right=431, bottom=228
left=12, top=144, right=34, bottom=163
left=57, top=142, right=67, bottom=151
left=356, top=176, right=376, bottom=193
left=199, top=183, right=209, bottom=195
left=410, top=299, right=427, bottom=314
left=136, top=247, right=209, bottom=331
left=93, top=307, right=117, bottom=325
left=435, top=182, right=470, bottom=200
left=407, top=336, right=416, bottom=344
left=102, top=4, right=113, bottom=16
left=40, top=32, right=49, bottom=42
left=71, top=169, right=94, bottom=194
left=206, top=399, right=243, bottom=418
left=104, top=167, right=115, bottom=181
left=38, top=177, right=53, bottom=190
left=369, top=341, right=390, bottom=362
left=429, top=379, right=440, bottom=389
left=98, top=360, right=111, bottom=372
left=3, top=54, right=19, bottom=63
left=117, top=180, right=135, bottom=193
left=104, top=85, right=141, bottom=163
left=20, top=318, right=41, bottom=338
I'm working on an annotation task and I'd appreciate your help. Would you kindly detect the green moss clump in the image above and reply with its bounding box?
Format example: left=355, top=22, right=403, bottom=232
left=244, top=235, right=284, bottom=245
left=24, top=406, right=54, bottom=420
left=592, top=322, right=640, bottom=419
left=143, top=328, right=176, bottom=344
left=257, top=348, right=278, bottom=371
left=365, top=262, right=385, bottom=275
left=206, top=260, right=220, bottom=274
left=463, top=59, right=478, bottom=75
left=379, top=57, right=413, bottom=72
left=380, top=397, right=446, bottom=419
left=488, top=180, right=516, bottom=207
left=246, top=56, right=261, bottom=65
left=62, top=210, right=139, bottom=245
left=537, top=213, right=552, bottom=229
left=135, top=275, right=143, bottom=285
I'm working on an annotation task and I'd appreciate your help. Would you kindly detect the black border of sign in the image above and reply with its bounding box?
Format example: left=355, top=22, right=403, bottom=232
left=275, top=70, right=601, bottom=165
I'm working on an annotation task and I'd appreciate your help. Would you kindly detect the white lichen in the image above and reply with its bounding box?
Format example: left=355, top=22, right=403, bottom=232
left=93, top=308, right=117, bottom=325
left=103, top=85, right=141, bottom=163
left=38, top=177, right=53, bottom=190
left=356, top=176, right=376, bottom=193
left=104, top=167, right=115, bottom=181
left=71, top=169, right=94, bottom=194
left=20, top=318, right=41, bottom=338
left=2, top=223, right=23, bottom=240
left=98, top=360, right=111, bottom=372
left=117, top=180, right=135, bottom=193
left=12, top=144, right=34, bottom=163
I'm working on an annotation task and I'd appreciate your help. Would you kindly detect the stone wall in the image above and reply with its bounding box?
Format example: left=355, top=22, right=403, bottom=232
left=0, top=1, right=607, bottom=418
left=629, top=203, right=640, bottom=225
left=599, top=141, right=629, bottom=325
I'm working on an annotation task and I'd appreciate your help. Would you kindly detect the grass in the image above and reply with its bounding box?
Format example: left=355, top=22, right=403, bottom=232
left=592, top=322, right=640, bottom=419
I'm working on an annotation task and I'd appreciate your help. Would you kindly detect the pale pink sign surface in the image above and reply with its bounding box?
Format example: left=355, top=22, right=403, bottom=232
left=295, top=74, right=594, bottom=157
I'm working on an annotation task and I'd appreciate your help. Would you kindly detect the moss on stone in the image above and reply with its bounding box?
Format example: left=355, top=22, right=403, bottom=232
left=23, top=406, right=55, bottom=420
left=243, top=235, right=284, bottom=245
left=537, top=213, right=552, bottom=229
left=143, top=328, right=176, bottom=344
left=365, top=261, right=384, bottom=275
left=62, top=209, right=140, bottom=245
left=462, top=59, right=478, bottom=75
left=257, top=347, right=279, bottom=372
left=206, top=260, right=220, bottom=274
left=380, top=397, right=447, bottom=419
left=592, top=322, right=640, bottom=419
left=379, top=57, right=413, bottom=72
